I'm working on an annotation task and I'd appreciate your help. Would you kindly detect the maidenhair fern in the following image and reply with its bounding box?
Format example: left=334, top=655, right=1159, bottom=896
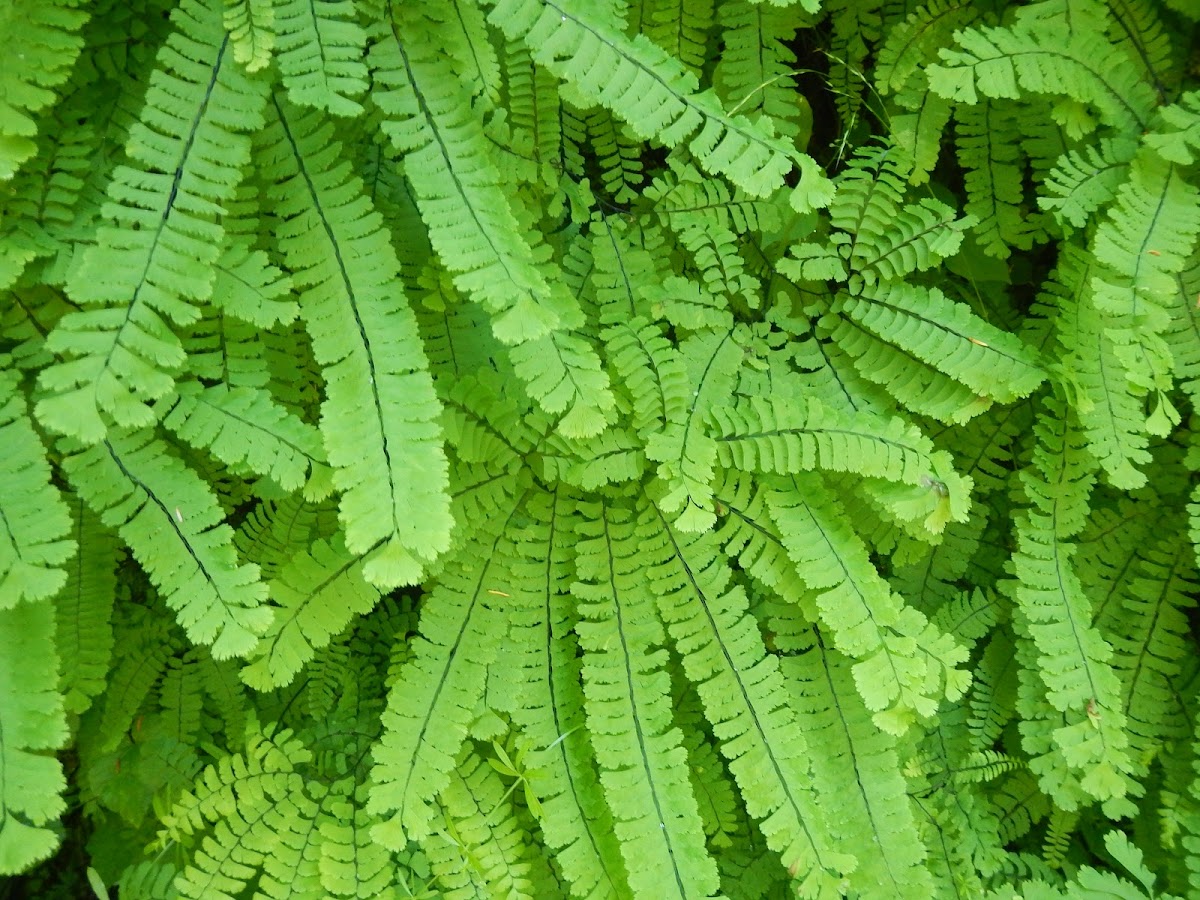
left=2, top=0, right=1199, bottom=898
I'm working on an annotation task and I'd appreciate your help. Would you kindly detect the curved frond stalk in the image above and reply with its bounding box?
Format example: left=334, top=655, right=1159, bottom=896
left=0, top=0, right=91, bottom=180
left=572, top=500, right=721, bottom=899
left=640, top=499, right=855, bottom=897
left=38, top=0, right=270, bottom=442
left=0, top=599, right=67, bottom=874
left=0, top=367, right=74, bottom=607
left=260, top=95, right=452, bottom=587
left=61, top=428, right=270, bottom=659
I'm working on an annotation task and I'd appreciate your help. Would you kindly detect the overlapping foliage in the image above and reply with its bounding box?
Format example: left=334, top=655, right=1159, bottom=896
left=1, top=0, right=1198, bottom=897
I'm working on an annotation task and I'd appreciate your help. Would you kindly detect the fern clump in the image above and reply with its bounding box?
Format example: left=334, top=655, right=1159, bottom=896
left=2, top=0, right=1199, bottom=898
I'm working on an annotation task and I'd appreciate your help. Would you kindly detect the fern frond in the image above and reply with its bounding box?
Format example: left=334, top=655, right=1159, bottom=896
left=494, top=488, right=630, bottom=898
left=368, top=5, right=558, bottom=340
left=0, top=0, right=90, bottom=180
left=927, top=22, right=1156, bottom=133
left=422, top=0, right=502, bottom=107
left=955, top=100, right=1033, bottom=257
left=1009, top=398, right=1134, bottom=808
left=837, top=282, right=1045, bottom=405
left=968, top=630, right=1019, bottom=750
left=1048, top=244, right=1152, bottom=489
left=875, top=0, right=980, bottom=96
left=428, top=747, right=546, bottom=900
left=1146, top=90, right=1200, bottom=165
left=159, top=727, right=317, bottom=899
left=1101, top=529, right=1196, bottom=781
left=766, top=473, right=970, bottom=733
left=489, top=0, right=833, bottom=208
left=602, top=317, right=691, bottom=440
left=781, top=626, right=934, bottom=899
left=37, top=0, right=269, bottom=441
left=368, top=519, right=519, bottom=848
left=274, top=0, right=367, bottom=116
left=54, top=499, right=118, bottom=715
left=571, top=499, right=720, bottom=899
left=1169, top=254, right=1200, bottom=410
left=261, top=95, right=452, bottom=587
left=0, top=367, right=73, bottom=606
left=208, top=231, right=296, bottom=329
left=640, top=499, right=855, bottom=896
left=1090, top=148, right=1200, bottom=429
left=1039, top=136, right=1137, bottom=232
left=646, top=328, right=743, bottom=531
left=161, top=382, right=327, bottom=496
left=315, top=782, right=396, bottom=898
left=712, top=395, right=972, bottom=530
left=639, top=0, right=713, bottom=74
left=61, top=429, right=270, bottom=659
left=240, top=534, right=381, bottom=691
left=712, top=1, right=809, bottom=145
left=222, top=0, right=274, bottom=72
left=0, top=599, right=67, bottom=874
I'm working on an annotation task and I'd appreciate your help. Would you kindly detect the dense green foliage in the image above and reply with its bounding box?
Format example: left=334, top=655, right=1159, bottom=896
left=1, top=0, right=1199, bottom=896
